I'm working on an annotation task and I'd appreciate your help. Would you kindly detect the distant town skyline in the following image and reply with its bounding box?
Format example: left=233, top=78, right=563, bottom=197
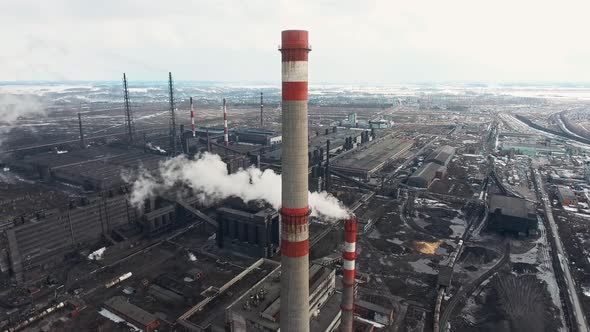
left=1, top=0, right=589, bottom=83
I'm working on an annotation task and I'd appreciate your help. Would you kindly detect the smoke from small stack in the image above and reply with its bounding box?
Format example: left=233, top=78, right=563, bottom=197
left=124, top=153, right=349, bottom=221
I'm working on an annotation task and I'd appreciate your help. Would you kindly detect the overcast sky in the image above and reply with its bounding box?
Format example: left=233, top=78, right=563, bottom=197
left=1, top=0, right=589, bottom=83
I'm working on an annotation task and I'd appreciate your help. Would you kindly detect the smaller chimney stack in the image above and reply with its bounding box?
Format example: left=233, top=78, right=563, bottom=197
left=340, top=218, right=358, bottom=332
left=223, top=98, right=229, bottom=147
left=78, top=112, right=85, bottom=149
left=190, top=97, right=196, bottom=137
left=260, top=92, right=264, bottom=128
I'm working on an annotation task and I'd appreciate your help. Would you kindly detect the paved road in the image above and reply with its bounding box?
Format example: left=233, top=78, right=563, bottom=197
left=534, top=168, right=589, bottom=332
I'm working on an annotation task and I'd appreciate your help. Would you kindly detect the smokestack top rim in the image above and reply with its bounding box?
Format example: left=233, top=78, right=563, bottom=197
left=281, top=30, right=309, bottom=49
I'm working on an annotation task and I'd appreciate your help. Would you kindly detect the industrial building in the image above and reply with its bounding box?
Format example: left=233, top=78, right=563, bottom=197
left=330, top=136, right=413, bottom=179
left=103, top=296, right=160, bottom=332
left=226, top=264, right=340, bottom=332
left=235, top=128, right=282, bottom=146
left=407, top=163, right=447, bottom=188
left=425, top=145, right=455, bottom=166
left=500, top=142, right=565, bottom=156
left=556, top=185, right=578, bottom=207
left=11, top=146, right=166, bottom=191
left=407, top=145, right=456, bottom=188
left=487, top=195, right=538, bottom=235
left=216, top=207, right=280, bottom=258
left=176, top=259, right=280, bottom=331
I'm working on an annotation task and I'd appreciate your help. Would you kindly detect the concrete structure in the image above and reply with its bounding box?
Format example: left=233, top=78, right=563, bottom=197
left=487, top=195, right=538, bottom=235
left=407, top=162, right=447, bottom=188
left=104, top=296, right=159, bottom=332
left=216, top=207, right=280, bottom=258
left=279, top=29, right=311, bottom=332
left=556, top=185, right=578, bottom=207
left=223, top=98, right=229, bottom=147
left=340, top=219, right=358, bottom=332
left=226, top=264, right=339, bottom=332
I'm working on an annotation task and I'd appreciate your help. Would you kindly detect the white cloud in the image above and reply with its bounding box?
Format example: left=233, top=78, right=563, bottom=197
left=0, top=0, right=589, bottom=82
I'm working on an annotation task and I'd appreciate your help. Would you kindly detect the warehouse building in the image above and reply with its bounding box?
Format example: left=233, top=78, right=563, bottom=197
left=426, top=145, right=455, bottom=166
left=487, top=195, right=538, bottom=236
left=407, top=162, right=447, bottom=188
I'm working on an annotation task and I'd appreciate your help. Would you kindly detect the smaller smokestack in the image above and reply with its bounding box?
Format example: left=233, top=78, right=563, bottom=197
left=190, top=97, right=196, bottom=137
left=260, top=92, right=264, bottom=128
left=340, top=218, right=358, bottom=332
left=206, top=128, right=211, bottom=152
left=223, top=98, right=229, bottom=147
left=78, top=112, right=85, bottom=148
left=325, top=139, right=330, bottom=191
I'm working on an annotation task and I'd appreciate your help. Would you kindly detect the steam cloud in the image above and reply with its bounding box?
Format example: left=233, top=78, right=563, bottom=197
left=126, top=152, right=350, bottom=221
left=0, top=94, right=45, bottom=147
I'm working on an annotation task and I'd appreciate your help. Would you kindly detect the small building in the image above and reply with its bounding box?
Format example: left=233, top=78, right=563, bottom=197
left=556, top=186, right=578, bottom=207
left=407, top=162, right=447, bottom=188
left=103, top=296, right=159, bottom=332
left=487, top=195, right=538, bottom=235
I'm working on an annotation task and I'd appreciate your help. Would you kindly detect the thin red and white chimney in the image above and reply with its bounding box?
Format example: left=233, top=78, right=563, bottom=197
left=223, top=98, right=229, bottom=146
left=190, top=97, right=195, bottom=137
left=340, top=218, right=358, bottom=332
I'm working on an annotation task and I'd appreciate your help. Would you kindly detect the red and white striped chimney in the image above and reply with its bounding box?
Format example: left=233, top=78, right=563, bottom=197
left=223, top=98, right=228, bottom=146
left=279, top=30, right=311, bottom=332
left=341, top=218, right=358, bottom=332
left=190, top=97, right=195, bottom=137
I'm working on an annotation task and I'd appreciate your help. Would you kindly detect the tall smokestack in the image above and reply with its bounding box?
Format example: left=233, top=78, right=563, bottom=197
left=190, top=97, right=196, bottom=137
left=340, top=218, right=358, bottom=332
left=279, top=29, right=311, bottom=332
left=223, top=98, right=229, bottom=147
left=260, top=92, right=264, bottom=128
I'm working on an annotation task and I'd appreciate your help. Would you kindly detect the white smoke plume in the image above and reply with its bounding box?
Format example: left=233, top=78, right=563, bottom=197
left=126, top=152, right=350, bottom=221
left=0, top=94, right=45, bottom=147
